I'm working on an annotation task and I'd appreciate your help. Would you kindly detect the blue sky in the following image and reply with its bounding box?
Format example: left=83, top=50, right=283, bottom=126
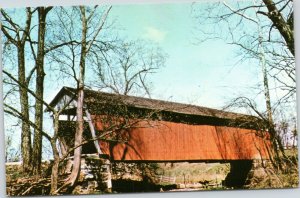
left=105, top=2, right=262, bottom=109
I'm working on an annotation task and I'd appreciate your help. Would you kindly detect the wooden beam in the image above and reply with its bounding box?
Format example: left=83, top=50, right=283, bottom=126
left=85, top=109, right=102, bottom=154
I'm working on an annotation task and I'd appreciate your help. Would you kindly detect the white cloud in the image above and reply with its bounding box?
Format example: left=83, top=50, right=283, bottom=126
left=143, top=26, right=167, bottom=43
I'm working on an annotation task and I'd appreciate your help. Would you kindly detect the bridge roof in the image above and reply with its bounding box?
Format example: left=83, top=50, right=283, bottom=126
left=47, top=86, right=259, bottom=122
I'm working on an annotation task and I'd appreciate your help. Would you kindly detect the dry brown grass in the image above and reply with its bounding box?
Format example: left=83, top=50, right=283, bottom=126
left=156, top=162, right=230, bottom=184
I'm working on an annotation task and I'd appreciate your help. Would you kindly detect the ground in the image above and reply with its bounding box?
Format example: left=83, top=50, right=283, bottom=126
left=5, top=150, right=299, bottom=196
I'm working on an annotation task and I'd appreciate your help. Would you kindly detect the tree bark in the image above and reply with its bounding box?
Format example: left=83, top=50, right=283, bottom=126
left=32, top=7, right=52, bottom=175
left=50, top=114, right=60, bottom=194
left=262, top=0, right=294, bottom=56
left=256, top=12, right=286, bottom=164
left=17, top=9, right=33, bottom=173
left=66, top=6, right=87, bottom=186
left=18, top=47, right=32, bottom=173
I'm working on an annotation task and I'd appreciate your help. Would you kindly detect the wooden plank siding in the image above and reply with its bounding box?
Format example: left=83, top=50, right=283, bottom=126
left=93, top=117, right=271, bottom=161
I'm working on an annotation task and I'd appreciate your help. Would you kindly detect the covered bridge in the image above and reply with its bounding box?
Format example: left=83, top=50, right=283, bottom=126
left=48, top=86, right=272, bottom=187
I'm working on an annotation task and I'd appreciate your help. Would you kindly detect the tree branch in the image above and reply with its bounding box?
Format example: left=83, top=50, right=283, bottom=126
left=223, top=1, right=258, bottom=24
left=85, top=6, right=112, bottom=54
left=45, top=41, right=79, bottom=54
left=3, top=70, right=55, bottom=113
left=0, top=25, right=17, bottom=46
left=4, top=104, right=52, bottom=142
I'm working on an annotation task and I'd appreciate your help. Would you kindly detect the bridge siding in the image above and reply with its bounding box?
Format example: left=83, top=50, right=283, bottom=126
left=93, top=117, right=270, bottom=161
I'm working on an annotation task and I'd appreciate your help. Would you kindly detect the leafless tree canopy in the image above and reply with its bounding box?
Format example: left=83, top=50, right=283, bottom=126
left=193, top=0, right=296, bottom=165
left=90, top=40, right=166, bottom=97
left=193, top=0, right=294, bottom=105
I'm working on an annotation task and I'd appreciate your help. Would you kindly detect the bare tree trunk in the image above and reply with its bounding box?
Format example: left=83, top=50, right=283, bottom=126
left=18, top=48, right=32, bottom=173
left=66, top=6, right=87, bottom=186
left=52, top=6, right=111, bottom=192
left=17, top=9, right=33, bottom=172
left=50, top=152, right=60, bottom=194
left=32, top=7, right=52, bottom=175
left=256, top=11, right=286, bottom=164
left=50, top=114, right=60, bottom=194
left=259, top=41, right=280, bottom=159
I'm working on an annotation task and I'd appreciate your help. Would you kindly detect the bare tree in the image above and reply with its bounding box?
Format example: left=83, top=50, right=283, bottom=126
left=193, top=0, right=294, bottom=95
left=90, top=40, right=166, bottom=97
left=32, top=6, right=53, bottom=175
left=1, top=6, right=86, bottom=174
left=48, top=5, right=113, bottom=191
left=1, top=8, right=34, bottom=172
left=2, top=69, right=60, bottom=192
left=260, top=0, right=294, bottom=56
left=5, top=130, right=21, bottom=162
left=192, top=0, right=295, bottom=162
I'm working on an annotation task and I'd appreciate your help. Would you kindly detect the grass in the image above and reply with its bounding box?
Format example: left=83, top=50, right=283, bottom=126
left=154, top=162, right=230, bottom=185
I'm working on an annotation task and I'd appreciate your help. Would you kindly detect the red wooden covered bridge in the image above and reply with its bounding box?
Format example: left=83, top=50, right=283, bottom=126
left=48, top=86, right=272, bottom=187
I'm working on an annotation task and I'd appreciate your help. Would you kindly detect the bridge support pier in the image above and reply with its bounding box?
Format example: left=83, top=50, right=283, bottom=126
left=71, top=154, right=112, bottom=194
left=224, top=159, right=272, bottom=189
left=224, top=160, right=253, bottom=188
